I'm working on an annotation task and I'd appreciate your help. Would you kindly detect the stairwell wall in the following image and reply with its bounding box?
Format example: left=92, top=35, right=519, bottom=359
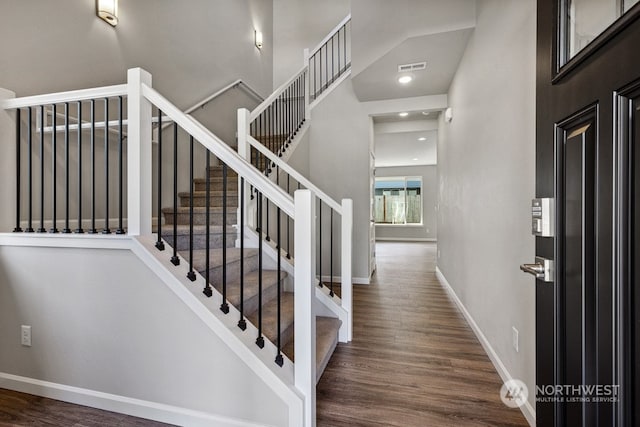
left=437, top=0, right=536, bottom=414
left=0, top=243, right=289, bottom=426
left=272, top=0, right=350, bottom=88
left=0, top=0, right=273, bottom=108
left=308, top=79, right=371, bottom=282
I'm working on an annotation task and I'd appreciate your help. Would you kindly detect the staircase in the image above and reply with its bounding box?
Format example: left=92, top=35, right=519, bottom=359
left=161, top=164, right=341, bottom=380
left=1, top=13, right=353, bottom=426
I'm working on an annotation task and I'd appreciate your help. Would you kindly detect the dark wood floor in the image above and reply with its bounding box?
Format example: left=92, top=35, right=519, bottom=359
left=0, top=241, right=529, bottom=426
left=316, top=242, right=530, bottom=427
left=0, top=389, right=173, bottom=426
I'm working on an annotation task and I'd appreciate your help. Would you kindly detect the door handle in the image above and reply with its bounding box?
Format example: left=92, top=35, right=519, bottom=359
left=520, top=263, right=545, bottom=277
left=520, top=256, right=554, bottom=282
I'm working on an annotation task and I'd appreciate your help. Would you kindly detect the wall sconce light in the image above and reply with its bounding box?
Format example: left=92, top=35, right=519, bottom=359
left=97, top=0, right=118, bottom=26
left=255, top=30, right=263, bottom=49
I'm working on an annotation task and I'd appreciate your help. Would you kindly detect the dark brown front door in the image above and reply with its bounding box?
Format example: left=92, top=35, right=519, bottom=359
left=536, top=1, right=640, bottom=426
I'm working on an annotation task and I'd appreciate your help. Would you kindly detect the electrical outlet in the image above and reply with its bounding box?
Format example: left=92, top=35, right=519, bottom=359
left=512, top=326, right=519, bottom=353
left=21, top=325, right=31, bottom=347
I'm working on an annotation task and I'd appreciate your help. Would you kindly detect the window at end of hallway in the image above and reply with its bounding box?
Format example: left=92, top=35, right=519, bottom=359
left=374, top=177, right=422, bottom=225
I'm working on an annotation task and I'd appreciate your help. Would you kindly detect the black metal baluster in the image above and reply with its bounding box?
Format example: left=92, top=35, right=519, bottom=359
left=38, top=106, right=45, bottom=233
left=302, top=73, right=306, bottom=122
left=330, top=209, right=334, bottom=297
left=275, top=206, right=283, bottom=367
left=75, top=102, right=84, bottom=234
left=344, top=22, right=348, bottom=67
left=319, top=46, right=323, bottom=95
left=203, top=150, right=212, bottom=297
left=256, top=192, right=264, bottom=348
left=102, top=98, right=110, bottom=234
left=318, top=200, right=322, bottom=286
left=26, top=107, right=34, bottom=233
left=63, top=103, right=71, bottom=233
left=220, top=162, right=229, bottom=313
left=89, top=100, right=97, bottom=234
left=238, top=177, right=247, bottom=330
left=14, top=108, right=22, bottom=232
left=155, top=110, right=165, bottom=249
left=331, top=35, right=335, bottom=84
left=170, top=123, right=180, bottom=266
left=313, top=55, right=317, bottom=100
left=265, top=197, right=270, bottom=241
left=325, top=44, right=329, bottom=90
left=116, top=96, right=124, bottom=234
left=287, top=175, right=291, bottom=259
left=187, top=135, right=196, bottom=282
left=50, top=104, right=58, bottom=233
left=337, top=27, right=341, bottom=76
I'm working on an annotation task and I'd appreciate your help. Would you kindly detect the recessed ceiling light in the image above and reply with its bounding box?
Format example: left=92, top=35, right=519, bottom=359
left=418, top=137, right=426, bottom=141
left=398, top=112, right=409, bottom=117
left=421, top=111, right=430, bottom=116
left=412, top=158, right=419, bottom=161
left=398, top=75, right=413, bottom=84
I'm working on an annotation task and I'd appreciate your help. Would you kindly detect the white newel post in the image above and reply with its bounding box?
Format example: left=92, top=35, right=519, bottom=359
left=127, top=68, right=153, bottom=236
left=303, top=48, right=311, bottom=122
left=237, top=108, right=253, bottom=232
left=341, top=198, right=353, bottom=342
left=0, top=89, right=17, bottom=232
left=294, top=189, right=317, bottom=427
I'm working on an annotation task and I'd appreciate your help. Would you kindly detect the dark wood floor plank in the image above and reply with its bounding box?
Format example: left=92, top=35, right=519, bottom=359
left=0, top=388, right=173, bottom=426
left=317, top=242, right=529, bottom=427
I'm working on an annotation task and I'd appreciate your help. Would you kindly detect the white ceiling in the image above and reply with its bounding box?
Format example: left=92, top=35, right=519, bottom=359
left=352, top=29, right=474, bottom=102
left=349, top=1, right=476, bottom=167
left=374, top=128, right=438, bottom=168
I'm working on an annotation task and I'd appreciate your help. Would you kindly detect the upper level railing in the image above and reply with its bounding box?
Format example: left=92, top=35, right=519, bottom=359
left=249, top=67, right=307, bottom=173
left=1, top=68, right=317, bottom=426
left=308, top=15, right=351, bottom=102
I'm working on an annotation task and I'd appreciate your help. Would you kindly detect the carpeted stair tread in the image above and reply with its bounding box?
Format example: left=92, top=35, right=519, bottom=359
left=247, top=291, right=295, bottom=350
left=159, top=225, right=235, bottom=250
left=178, top=191, right=239, bottom=207
left=214, top=270, right=286, bottom=315
left=282, top=316, right=342, bottom=380
left=190, top=248, right=258, bottom=271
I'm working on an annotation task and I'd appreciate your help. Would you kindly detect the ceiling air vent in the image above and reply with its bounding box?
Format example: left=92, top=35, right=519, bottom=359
left=398, top=61, right=427, bottom=73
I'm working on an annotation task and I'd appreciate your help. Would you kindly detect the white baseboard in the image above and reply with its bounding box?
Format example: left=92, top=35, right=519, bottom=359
left=0, top=372, right=272, bottom=427
left=435, top=267, right=536, bottom=426
left=375, top=237, right=436, bottom=242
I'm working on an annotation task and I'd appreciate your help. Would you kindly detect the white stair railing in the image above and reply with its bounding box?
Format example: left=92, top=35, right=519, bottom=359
left=1, top=67, right=318, bottom=427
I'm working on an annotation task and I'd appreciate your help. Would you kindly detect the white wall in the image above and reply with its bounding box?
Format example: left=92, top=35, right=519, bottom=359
left=437, top=0, right=536, bottom=415
left=0, top=243, right=289, bottom=426
left=375, top=165, right=437, bottom=241
left=0, top=0, right=273, bottom=108
left=309, top=79, right=371, bottom=282
left=273, top=0, right=350, bottom=88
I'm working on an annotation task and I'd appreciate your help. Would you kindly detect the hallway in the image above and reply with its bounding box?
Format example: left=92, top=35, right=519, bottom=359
left=316, top=242, right=529, bottom=426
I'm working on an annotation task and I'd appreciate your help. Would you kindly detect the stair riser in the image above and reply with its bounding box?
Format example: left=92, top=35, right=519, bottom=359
left=163, top=212, right=236, bottom=226
left=162, top=232, right=235, bottom=251
left=197, top=253, right=259, bottom=285
left=179, top=195, right=239, bottom=208
left=207, top=167, right=239, bottom=178
left=194, top=181, right=239, bottom=192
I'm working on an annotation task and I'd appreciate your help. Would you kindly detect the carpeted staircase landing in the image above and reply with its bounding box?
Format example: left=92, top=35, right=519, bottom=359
left=161, top=165, right=341, bottom=381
